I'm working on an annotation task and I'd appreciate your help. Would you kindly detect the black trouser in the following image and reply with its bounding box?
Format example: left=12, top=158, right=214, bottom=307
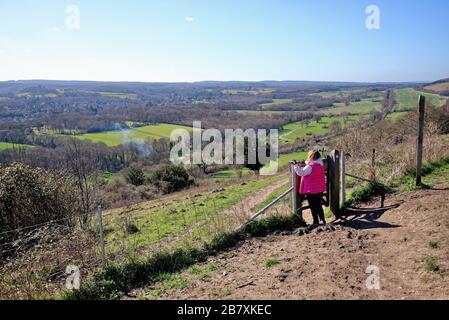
left=306, top=193, right=325, bottom=225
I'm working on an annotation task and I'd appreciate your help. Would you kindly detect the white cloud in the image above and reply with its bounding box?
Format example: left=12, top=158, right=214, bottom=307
left=185, top=17, right=194, bottom=22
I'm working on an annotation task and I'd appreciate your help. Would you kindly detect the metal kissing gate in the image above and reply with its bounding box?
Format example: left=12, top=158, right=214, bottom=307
left=248, top=150, right=345, bottom=223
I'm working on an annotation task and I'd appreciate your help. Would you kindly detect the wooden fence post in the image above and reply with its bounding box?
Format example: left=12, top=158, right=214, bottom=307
left=370, top=149, right=376, bottom=181
left=416, top=95, right=425, bottom=186
left=329, top=150, right=341, bottom=216
left=290, top=163, right=300, bottom=217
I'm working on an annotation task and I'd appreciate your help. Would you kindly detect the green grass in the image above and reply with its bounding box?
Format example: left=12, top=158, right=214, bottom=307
left=325, top=99, right=382, bottom=115
left=265, top=258, right=280, bottom=268
left=276, top=151, right=309, bottom=169
left=211, top=168, right=251, bottom=179
left=188, top=263, right=219, bottom=280
left=394, top=88, right=447, bottom=111
left=398, top=157, right=449, bottom=191
left=63, top=213, right=304, bottom=300
left=104, top=173, right=288, bottom=254
left=73, top=123, right=193, bottom=147
left=146, top=273, right=190, bottom=298
left=345, top=181, right=390, bottom=206
left=428, top=240, right=438, bottom=249
left=423, top=257, right=440, bottom=272
left=386, top=111, right=409, bottom=121
left=252, top=181, right=291, bottom=212
left=279, top=116, right=360, bottom=144
left=0, top=142, right=32, bottom=151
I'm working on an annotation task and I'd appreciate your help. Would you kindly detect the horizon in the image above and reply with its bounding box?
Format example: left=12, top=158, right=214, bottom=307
left=1, top=0, right=448, bottom=83
left=0, top=78, right=440, bottom=85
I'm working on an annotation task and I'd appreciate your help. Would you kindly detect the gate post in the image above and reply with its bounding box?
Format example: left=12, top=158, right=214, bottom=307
left=329, top=150, right=341, bottom=217
left=341, top=151, right=346, bottom=208
left=290, top=164, right=299, bottom=214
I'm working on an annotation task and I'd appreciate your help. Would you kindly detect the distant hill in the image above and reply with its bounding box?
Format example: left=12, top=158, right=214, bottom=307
left=424, top=78, right=449, bottom=96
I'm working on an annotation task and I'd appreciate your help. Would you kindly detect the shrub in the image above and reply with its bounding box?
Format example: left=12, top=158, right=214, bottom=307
left=125, top=165, right=145, bottom=186
left=0, top=163, right=79, bottom=233
left=428, top=240, right=438, bottom=249
left=265, top=259, right=280, bottom=268
left=149, top=165, right=192, bottom=194
left=424, top=257, right=440, bottom=272
left=0, top=163, right=80, bottom=256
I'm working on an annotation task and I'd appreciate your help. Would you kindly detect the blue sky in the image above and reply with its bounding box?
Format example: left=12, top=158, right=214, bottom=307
left=0, top=0, right=448, bottom=82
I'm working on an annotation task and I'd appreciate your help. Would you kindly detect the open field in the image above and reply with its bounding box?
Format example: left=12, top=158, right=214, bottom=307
left=279, top=116, right=360, bottom=144
left=277, top=151, right=309, bottom=168
left=324, top=99, right=382, bottom=115
left=73, top=124, right=193, bottom=146
left=0, top=142, right=32, bottom=151
left=394, top=88, right=447, bottom=111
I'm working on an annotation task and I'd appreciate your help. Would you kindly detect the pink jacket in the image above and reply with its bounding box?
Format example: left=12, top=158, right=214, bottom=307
left=294, top=159, right=326, bottom=195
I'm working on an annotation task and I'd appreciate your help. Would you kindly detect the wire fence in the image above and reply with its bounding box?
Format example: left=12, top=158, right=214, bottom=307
left=0, top=178, right=293, bottom=299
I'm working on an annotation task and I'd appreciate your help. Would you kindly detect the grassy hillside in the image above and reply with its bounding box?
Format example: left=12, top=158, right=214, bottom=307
left=103, top=173, right=288, bottom=255
left=74, top=123, right=193, bottom=146
left=395, top=88, right=447, bottom=111
left=424, top=79, right=449, bottom=94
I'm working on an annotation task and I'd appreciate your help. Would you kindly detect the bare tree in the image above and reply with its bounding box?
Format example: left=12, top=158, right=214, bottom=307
left=63, top=139, right=100, bottom=225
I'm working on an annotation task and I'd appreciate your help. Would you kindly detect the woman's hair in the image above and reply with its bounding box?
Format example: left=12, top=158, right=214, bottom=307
left=308, top=150, right=321, bottom=161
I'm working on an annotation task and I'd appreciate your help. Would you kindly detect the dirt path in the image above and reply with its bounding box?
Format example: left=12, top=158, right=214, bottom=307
left=129, top=187, right=449, bottom=300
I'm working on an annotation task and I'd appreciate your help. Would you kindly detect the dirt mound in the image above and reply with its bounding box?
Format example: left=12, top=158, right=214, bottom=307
left=129, top=188, right=449, bottom=300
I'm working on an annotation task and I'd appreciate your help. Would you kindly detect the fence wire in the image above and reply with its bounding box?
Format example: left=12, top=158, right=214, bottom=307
left=1, top=177, right=295, bottom=299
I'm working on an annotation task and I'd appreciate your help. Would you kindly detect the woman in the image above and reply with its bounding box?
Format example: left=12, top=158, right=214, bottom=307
left=293, top=150, right=327, bottom=225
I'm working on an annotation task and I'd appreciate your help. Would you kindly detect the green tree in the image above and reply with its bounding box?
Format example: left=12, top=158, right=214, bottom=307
left=149, top=165, right=192, bottom=194
left=125, top=165, right=145, bottom=186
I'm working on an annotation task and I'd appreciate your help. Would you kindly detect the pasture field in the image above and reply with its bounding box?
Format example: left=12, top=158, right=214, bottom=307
left=324, top=99, right=382, bottom=115
left=0, top=142, right=32, bottom=151
left=74, top=123, right=193, bottom=147
left=394, top=88, right=447, bottom=111
left=279, top=116, right=359, bottom=144
left=276, top=150, right=309, bottom=168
